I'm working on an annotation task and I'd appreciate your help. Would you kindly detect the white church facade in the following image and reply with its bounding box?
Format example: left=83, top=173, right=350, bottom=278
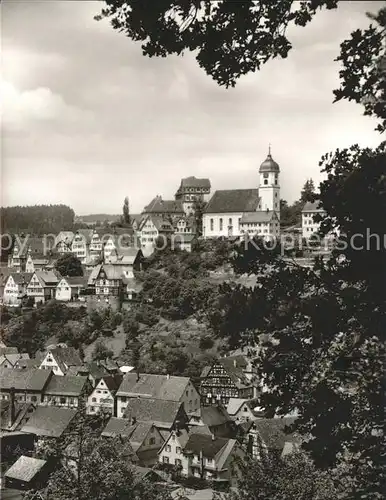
left=203, top=148, right=281, bottom=239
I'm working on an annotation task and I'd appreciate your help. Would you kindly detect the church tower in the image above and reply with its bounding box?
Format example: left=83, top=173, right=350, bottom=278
left=259, top=146, right=280, bottom=218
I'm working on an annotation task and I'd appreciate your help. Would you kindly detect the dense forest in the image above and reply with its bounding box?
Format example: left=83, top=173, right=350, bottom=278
left=1, top=204, right=76, bottom=235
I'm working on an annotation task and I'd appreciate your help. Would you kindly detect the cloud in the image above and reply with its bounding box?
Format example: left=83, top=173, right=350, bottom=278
left=2, top=80, right=90, bottom=132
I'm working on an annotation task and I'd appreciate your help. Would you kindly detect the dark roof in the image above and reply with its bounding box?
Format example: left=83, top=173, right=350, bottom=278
left=0, top=401, right=36, bottom=431
left=259, top=152, right=280, bottom=173
left=0, top=368, right=51, bottom=392
left=5, top=456, right=47, bottom=482
left=183, top=433, right=229, bottom=459
left=302, top=200, right=324, bottom=212
left=8, top=273, right=33, bottom=285
left=60, top=276, right=87, bottom=286
left=101, top=417, right=137, bottom=438
left=44, top=375, right=88, bottom=396
left=123, top=398, right=183, bottom=429
left=47, top=346, right=83, bottom=368
left=74, top=229, right=94, bottom=244
left=240, top=211, right=278, bottom=224
left=102, top=418, right=154, bottom=451
left=204, top=189, right=260, bottom=214
left=99, top=375, right=123, bottom=392
left=34, top=271, right=59, bottom=285
left=253, top=417, right=296, bottom=450
left=199, top=406, right=232, bottom=427
left=117, top=373, right=190, bottom=401
left=143, top=196, right=184, bottom=215
left=179, top=177, right=211, bottom=189
left=0, top=346, right=19, bottom=356
left=20, top=406, right=77, bottom=437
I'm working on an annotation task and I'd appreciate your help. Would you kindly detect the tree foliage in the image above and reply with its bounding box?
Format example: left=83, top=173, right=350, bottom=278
left=1, top=204, right=75, bottom=235
left=96, top=0, right=338, bottom=87
left=55, top=254, right=84, bottom=277
left=334, top=7, right=386, bottom=132
left=231, top=451, right=346, bottom=500
left=300, top=178, right=316, bottom=203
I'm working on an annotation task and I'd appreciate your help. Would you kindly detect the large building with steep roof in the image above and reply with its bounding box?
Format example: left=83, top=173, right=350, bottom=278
left=175, top=176, right=211, bottom=215
left=203, top=148, right=281, bottom=239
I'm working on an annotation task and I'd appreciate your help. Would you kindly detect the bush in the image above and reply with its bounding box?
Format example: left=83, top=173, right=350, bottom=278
left=199, top=336, right=214, bottom=350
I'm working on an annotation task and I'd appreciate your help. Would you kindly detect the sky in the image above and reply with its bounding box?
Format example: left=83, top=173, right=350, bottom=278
left=1, top=0, right=383, bottom=215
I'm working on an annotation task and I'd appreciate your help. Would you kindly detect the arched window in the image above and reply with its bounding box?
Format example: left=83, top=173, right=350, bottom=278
left=219, top=218, right=223, bottom=231
left=210, top=219, right=214, bottom=231
left=264, top=180, right=268, bottom=185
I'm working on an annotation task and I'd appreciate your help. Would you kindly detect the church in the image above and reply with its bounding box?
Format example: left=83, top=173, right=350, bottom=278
left=202, top=148, right=281, bottom=239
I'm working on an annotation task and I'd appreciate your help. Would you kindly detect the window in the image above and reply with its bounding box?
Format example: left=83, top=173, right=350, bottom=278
left=210, top=219, right=214, bottom=231
left=120, top=396, right=127, bottom=402
left=264, top=180, right=268, bottom=185
left=176, top=447, right=181, bottom=454
left=175, top=459, right=182, bottom=466
left=228, top=218, right=232, bottom=226
left=171, top=435, right=175, bottom=441
left=163, top=457, right=170, bottom=464
left=31, top=395, right=37, bottom=402
left=207, top=458, right=213, bottom=464
left=60, top=397, right=66, bottom=404
left=165, top=445, right=171, bottom=452
left=219, top=218, right=223, bottom=231
left=92, top=397, right=97, bottom=402
left=149, top=437, right=155, bottom=445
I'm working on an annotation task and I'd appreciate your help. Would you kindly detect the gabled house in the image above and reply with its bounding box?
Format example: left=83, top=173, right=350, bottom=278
left=54, top=231, right=75, bottom=254
left=26, top=271, right=60, bottom=304
left=39, top=345, right=83, bottom=376
left=158, top=427, right=190, bottom=471
left=161, top=431, right=244, bottom=485
left=70, top=359, right=121, bottom=387
left=19, top=406, right=77, bottom=439
left=188, top=405, right=236, bottom=438
left=102, top=417, right=164, bottom=466
left=142, top=196, right=185, bottom=219
left=71, top=229, right=94, bottom=263
left=42, top=375, right=90, bottom=408
left=0, top=368, right=53, bottom=404
left=55, top=276, right=87, bottom=301
left=8, top=237, right=46, bottom=272
left=0, top=352, right=30, bottom=369
left=226, top=398, right=264, bottom=423
left=122, top=398, right=188, bottom=431
left=25, top=254, right=53, bottom=273
left=4, top=456, right=51, bottom=491
left=86, top=375, right=122, bottom=415
left=87, top=264, right=124, bottom=299
left=3, top=273, right=33, bottom=306
left=116, top=373, right=200, bottom=417
left=104, top=247, right=144, bottom=276
left=138, top=215, right=175, bottom=250
left=200, top=355, right=258, bottom=407
left=174, top=216, right=195, bottom=235
left=239, top=417, right=298, bottom=460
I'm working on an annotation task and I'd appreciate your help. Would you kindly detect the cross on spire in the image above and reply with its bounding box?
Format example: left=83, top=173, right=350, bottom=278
left=268, top=143, right=272, bottom=156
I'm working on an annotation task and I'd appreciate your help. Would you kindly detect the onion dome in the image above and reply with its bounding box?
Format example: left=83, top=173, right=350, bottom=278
left=259, top=145, right=280, bottom=173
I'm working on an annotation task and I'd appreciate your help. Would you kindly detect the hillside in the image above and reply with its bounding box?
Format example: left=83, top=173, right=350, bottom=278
left=75, top=214, right=121, bottom=224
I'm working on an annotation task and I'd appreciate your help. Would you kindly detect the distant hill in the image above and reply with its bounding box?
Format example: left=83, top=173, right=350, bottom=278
left=75, top=214, right=121, bottom=224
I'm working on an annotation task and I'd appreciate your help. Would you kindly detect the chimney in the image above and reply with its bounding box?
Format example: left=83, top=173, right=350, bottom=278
left=211, top=433, right=215, bottom=441
left=9, top=386, right=16, bottom=429
left=233, top=359, right=237, bottom=368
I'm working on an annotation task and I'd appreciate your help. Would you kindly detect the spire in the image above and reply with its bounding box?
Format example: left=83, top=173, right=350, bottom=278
left=268, top=143, right=271, bottom=156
